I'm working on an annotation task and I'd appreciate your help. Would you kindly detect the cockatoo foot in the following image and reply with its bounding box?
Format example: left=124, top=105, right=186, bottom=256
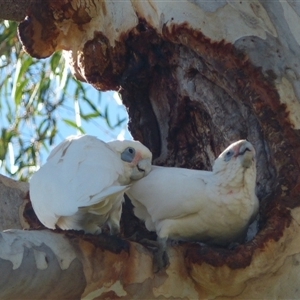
left=138, top=237, right=169, bottom=273
left=153, top=237, right=169, bottom=273
left=108, top=225, right=120, bottom=236
left=153, top=248, right=169, bottom=273
left=139, top=238, right=160, bottom=251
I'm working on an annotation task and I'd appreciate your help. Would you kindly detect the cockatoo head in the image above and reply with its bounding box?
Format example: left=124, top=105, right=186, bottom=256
left=108, top=140, right=152, bottom=182
left=213, top=140, right=256, bottom=175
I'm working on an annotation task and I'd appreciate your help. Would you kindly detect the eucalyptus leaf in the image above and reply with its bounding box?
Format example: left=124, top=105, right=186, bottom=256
left=0, top=20, right=126, bottom=180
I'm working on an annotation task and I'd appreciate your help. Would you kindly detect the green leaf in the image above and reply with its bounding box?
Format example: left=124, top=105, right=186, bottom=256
left=83, top=97, right=102, bottom=114
left=62, top=119, right=86, bottom=134
left=14, top=78, right=29, bottom=106
left=0, top=20, right=126, bottom=180
left=113, top=117, right=127, bottom=128
left=104, top=105, right=112, bottom=128
left=50, top=52, right=62, bottom=74
left=80, top=112, right=102, bottom=120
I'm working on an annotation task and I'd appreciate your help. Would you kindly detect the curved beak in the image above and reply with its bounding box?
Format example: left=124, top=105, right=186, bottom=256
left=131, top=158, right=152, bottom=180
left=237, top=141, right=255, bottom=168
left=137, top=158, right=152, bottom=175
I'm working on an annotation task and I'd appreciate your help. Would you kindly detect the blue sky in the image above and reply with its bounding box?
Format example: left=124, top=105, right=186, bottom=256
left=59, top=88, right=132, bottom=142
left=0, top=85, right=132, bottom=175
left=0, top=36, right=132, bottom=177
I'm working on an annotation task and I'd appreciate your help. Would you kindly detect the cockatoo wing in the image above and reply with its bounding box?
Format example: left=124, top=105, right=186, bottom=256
left=127, top=166, right=212, bottom=223
left=30, top=135, right=128, bottom=229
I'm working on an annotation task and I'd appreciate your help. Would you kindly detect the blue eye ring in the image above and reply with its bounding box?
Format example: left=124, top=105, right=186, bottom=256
left=224, top=150, right=234, bottom=162
left=121, top=147, right=136, bottom=162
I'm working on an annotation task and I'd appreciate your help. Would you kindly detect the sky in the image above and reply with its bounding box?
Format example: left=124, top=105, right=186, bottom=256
left=59, top=89, right=132, bottom=142
left=0, top=32, right=132, bottom=177
left=1, top=86, right=132, bottom=176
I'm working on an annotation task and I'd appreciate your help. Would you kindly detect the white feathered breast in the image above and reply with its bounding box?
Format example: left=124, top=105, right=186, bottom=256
left=127, top=139, right=259, bottom=246
left=30, top=135, right=152, bottom=234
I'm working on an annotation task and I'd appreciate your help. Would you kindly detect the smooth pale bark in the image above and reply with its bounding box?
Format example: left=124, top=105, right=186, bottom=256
left=1, top=175, right=300, bottom=299
left=0, top=175, right=28, bottom=231
left=1, top=0, right=300, bottom=299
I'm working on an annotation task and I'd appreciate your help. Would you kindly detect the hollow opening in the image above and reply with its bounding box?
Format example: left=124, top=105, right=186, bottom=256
left=118, top=20, right=299, bottom=268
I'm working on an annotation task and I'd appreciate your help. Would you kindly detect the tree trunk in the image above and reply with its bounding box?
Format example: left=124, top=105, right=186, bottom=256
left=0, top=0, right=32, bottom=21
left=2, top=0, right=300, bottom=298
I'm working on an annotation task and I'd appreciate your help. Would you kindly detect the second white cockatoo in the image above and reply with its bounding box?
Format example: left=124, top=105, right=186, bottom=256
left=126, top=140, right=259, bottom=269
left=30, top=135, right=152, bottom=234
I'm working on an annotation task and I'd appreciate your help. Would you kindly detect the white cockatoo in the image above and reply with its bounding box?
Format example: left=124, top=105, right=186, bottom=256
left=30, top=135, right=152, bottom=234
left=126, top=140, right=259, bottom=268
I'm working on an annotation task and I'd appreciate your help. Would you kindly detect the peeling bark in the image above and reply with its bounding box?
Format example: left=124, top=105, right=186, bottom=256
left=1, top=210, right=300, bottom=299
left=0, top=0, right=300, bottom=298
left=0, top=230, right=86, bottom=300
left=0, top=175, right=28, bottom=231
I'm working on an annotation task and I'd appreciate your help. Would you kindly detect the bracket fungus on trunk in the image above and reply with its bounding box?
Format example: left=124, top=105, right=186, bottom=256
left=11, top=0, right=300, bottom=298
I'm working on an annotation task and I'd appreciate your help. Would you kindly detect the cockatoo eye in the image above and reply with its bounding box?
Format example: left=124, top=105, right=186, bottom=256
left=121, top=147, right=136, bottom=162
left=224, top=150, right=234, bottom=162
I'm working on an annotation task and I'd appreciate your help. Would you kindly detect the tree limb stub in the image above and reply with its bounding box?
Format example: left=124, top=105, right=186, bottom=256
left=0, top=230, right=86, bottom=300
left=0, top=212, right=300, bottom=299
left=10, top=0, right=300, bottom=298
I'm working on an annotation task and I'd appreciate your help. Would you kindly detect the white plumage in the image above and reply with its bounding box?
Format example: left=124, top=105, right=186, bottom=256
left=127, top=140, right=259, bottom=247
left=30, top=135, right=152, bottom=234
